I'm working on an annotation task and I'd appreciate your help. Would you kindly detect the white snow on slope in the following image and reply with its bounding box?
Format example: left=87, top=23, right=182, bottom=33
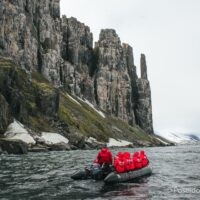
left=86, top=137, right=97, bottom=143
left=107, top=138, right=132, bottom=147
left=40, top=132, right=69, bottom=145
left=85, top=100, right=105, bottom=118
left=77, top=97, right=105, bottom=118
left=155, top=137, right=169, bottom=145
left=4, top=120, right=36, bottom=145
left=157, top=131, right=200, bottom=144
left=66, top=94, right=105, bottom=118
left=67, top=94, right=81, bottom=106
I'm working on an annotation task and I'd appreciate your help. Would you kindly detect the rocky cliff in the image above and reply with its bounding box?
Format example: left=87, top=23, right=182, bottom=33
left=0, top=0, right=62, bottom=85
left=94, top=30, right=135, bottom=125
left=0, top=0, right=156, bottom=152
left=61, top=16, right=95, bottom=103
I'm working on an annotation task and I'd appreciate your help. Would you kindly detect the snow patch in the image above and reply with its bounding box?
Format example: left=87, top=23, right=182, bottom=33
left=84, top=100, right=105, bottom=118
left=67, top=94, right=81, bottom=106
left=107, top=138, right=132, bottom=147
left=77, top=97, right=105, bottom=118
left=155, top=137, right=169, bottom=145
left=86, top=137, right=97, bottom=143
left=4, top=120, right=36, bottom=145
left=157, top=131, right=200, bottom=144
left=40, top=132, right=69, bottom=145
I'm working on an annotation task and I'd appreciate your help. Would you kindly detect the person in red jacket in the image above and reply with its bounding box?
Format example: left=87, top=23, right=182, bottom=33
left=114, top=152, right=125, bottom=173
left=123, top=151, right=130, bottom=171
left=132, top=151, right=142, bottom=169
left=125, top=152, right=135, bottom=171
left=113, top=152, right=120, bottom=167
left=94, top=144, right=112, bottom=165
left=140, top=150, right=149, bottom=167
left=93, top=144, right=113, bottom=176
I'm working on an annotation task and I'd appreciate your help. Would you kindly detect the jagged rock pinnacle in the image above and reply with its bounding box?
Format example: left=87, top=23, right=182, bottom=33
left=140, top=53, right=148, bottom=79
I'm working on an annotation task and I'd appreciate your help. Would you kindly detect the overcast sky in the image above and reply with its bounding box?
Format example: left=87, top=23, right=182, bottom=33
left=60, top=0, right=200, bottom=134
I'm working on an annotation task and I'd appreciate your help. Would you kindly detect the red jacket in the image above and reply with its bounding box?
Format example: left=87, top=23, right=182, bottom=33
left=113, top=155, right=119, bottom=167
left=114, top=152, right=125, bottom=173
left=133, top=151, right=142, bottom=169
left=123, top=151, right=133, bottom=171
left=140, top=150, right=149, bottom=167
left=115, top=160, right=125, bottom=173
left=124, top=151, right=130, bottom=159
left=94, top=147, right=112, bottom=164
left=126, top=158, right=135, bottom=171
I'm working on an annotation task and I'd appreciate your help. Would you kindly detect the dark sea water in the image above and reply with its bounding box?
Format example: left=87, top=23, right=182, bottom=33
left=0, top=144, right=200, bottom=200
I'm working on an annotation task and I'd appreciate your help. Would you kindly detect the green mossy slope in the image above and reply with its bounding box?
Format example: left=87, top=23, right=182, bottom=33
left=58, top=92, right=162, bottom=145
left=0, top=57, right=57, bottom=132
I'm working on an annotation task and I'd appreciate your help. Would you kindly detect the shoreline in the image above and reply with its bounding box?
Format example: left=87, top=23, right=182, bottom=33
left=0, top=137, right=174, bottom=155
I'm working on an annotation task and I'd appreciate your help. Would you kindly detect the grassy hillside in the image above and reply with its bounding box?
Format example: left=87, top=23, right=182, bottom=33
left=58, top=91, right=161, bottom=146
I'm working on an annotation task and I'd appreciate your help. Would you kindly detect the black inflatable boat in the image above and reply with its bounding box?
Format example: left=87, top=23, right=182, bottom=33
left=104, top=165, right=152, bottom=184
left=71, top=164, right=152, bottom=184
left=71, top=163, right=111, bottom=180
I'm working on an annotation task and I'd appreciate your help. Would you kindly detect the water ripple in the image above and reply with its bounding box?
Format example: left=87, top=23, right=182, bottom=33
left=0, top=145, right=200, bottom=199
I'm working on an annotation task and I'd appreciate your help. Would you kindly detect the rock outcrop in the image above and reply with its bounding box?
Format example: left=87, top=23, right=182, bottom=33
left=4, top=120, right=36, bottom=145
left=135, top=54, right=154, bottom=134
left=94, top=30, right=135, bottom=125
left=0, top=0, right=62, bottom=85
left=0, top=0, right=154, bottom=137
left=0, top=95, right=13, bottom=134
left=0, top=139, right=28, bottom=154
left=61, top=17, right=95, bottom=103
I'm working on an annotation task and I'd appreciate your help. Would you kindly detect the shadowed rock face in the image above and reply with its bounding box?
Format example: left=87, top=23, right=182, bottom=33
left=61, top=16, right=95, bottom=103
left=0, top=95, right=13, bottom=135
left=0, top=139, right=28, bottom=154
left=0, top=0, right=154, bottom=134
left=0, top=58, right=60, bottom=126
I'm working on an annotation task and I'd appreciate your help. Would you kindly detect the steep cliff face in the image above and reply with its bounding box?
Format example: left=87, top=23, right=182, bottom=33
left=61, top=16, right=95, bottom=103
left=0, top=0, right=154, bottom=135
left=94, top=30, right=135, bottom=125
left=0, top=0, right=62, bottom=85
left=0, top=57, right=60, bottom=131
left=135, top=54, right=154, bottom=134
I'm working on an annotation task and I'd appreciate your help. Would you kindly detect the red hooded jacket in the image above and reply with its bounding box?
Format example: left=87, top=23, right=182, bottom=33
left=114, top=152, right=125, bottom=173
left=126, top=157, right=135, bottom=171
left=94, top=147, right=112, bottom=164
left=140, top=150, right=149, bottom=167
left=123, top=151, right=134, bottom=171
left=133, top=151, right=142, bottom=169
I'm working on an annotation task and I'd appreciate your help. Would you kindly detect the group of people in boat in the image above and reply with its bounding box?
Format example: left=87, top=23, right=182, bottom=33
left=94, top=144, right=149, bottom=173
